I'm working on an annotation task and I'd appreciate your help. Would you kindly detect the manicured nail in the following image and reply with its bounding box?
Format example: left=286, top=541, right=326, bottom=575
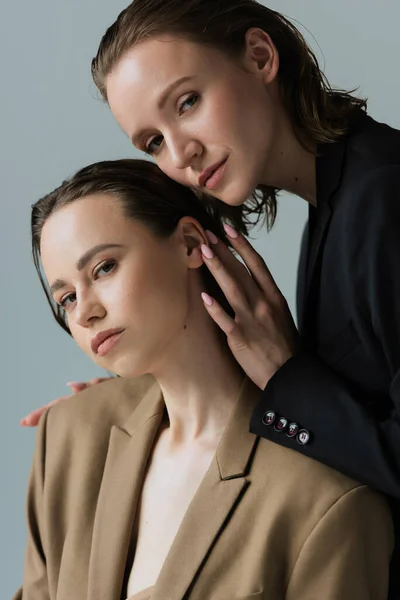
left=66, top=381, right=80, bottom=387
left=205, top=230, right=218, bottom=245
left=201, top=293, right=214, bottom=306
left=224, top=223, right=239, bottom=239
left=201, top=244, right=214, bottom=259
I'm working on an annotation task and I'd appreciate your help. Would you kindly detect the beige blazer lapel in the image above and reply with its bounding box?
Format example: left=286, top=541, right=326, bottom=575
left=152, top=378, right=260, bottom=600
left=87, top=382, right=164, bottom=600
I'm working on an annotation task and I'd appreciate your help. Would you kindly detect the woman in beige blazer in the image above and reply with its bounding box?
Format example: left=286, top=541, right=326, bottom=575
left=15, top=159, right=393, bottom=600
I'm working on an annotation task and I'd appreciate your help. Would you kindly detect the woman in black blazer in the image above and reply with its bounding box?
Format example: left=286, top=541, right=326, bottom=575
left=23, top=0, right=400, bottom=594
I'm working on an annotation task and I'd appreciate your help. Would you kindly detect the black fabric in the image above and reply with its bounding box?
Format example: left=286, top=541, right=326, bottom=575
left=249, top=114, right=400, bottom=597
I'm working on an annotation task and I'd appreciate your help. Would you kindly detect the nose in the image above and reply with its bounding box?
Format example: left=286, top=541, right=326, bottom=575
left=75, top=290, right=106, bottom=328
left=167, top=134, right=203, bottom=170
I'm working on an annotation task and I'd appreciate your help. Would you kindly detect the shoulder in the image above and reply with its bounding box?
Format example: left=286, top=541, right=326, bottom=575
left=331, top=158, right=400, bottom=276
left=340, top=115, right=400, bottom=212
left=251, top=443, right=393, bottom=593
left=40, top=374, right=156, bottom=453
left=253, top=439, right=389, bottom=522
left=348, top=163, right=400, bottom=204
left=347, top=114, right=400, bottom=172
left=342, top=164, right=400, bottom=237
left=252, top=440, right=393, bottom=565
left=341, top=115, right=400, bottom=217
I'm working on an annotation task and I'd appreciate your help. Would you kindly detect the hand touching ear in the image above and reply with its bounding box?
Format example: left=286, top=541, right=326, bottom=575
left=201, top=226, right=299, bottom=390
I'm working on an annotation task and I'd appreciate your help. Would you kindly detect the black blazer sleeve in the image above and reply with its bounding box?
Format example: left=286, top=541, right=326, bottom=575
left=250, top=165, right=400, bottom=499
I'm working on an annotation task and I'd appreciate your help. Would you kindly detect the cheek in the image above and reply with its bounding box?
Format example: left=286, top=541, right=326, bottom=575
left=118, top=258, right=187, bottom=323
left=140, top=271, right=186, bottom=320
left=214, top=82, right=268, bottom=138
left=157, top=156, right=190, bottom=187
left=142, top=264, right=188, bottom=329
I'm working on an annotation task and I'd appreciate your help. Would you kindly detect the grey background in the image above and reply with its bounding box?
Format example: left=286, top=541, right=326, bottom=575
left=1, top=0, right=399, bottom=595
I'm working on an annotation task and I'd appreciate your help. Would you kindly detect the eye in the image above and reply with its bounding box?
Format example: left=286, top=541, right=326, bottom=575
left=178, top=93, right=199, bottom=115
left=93, top=259, right=117, bottom=279
left=59, top=292, right=76, bottom=311
left=145, top=135, right=164, bottom=156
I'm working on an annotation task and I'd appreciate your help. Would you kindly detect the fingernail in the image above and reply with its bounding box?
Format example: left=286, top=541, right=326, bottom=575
left=20, top=418, right=27, bottom=426
left=224, top=223, right=239, bottom=239
left=201, top=293, right=214, bottom=306
left=201, top=244, right=214, bottom=259
left=205, top=230, right=218, bottom=245
left=66, top=381, right=80, bottom=387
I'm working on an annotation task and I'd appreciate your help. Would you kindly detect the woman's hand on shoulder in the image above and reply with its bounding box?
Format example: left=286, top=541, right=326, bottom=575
left=20, top=378, right=111, bottom=427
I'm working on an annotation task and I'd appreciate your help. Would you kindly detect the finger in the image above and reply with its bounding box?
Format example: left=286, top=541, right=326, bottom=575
left=20, top=409, right=46, bottom=427
left=67, top=378, right=110, bottom=393
left=201, top=293, right=240, bottom=338
left=88, top=377, right=111, bottom=386
left=67, top=380, right=86, bottom=388
left=205, top=231, right=260, bottom=304
left=201, top=243, right=251, bottom=313
left=68, top=382, right=88, bottom=394
left=20, top=395, right=72, bottom=427
left=223, top=224, right=279, bottom=298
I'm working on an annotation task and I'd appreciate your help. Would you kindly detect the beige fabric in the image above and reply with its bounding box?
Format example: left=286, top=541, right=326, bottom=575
left=14, top=375, right=394, bottom=600
left=127, top=585, right=154, bottom=600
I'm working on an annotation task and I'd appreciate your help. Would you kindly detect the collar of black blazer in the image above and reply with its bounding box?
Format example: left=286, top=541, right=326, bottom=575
left=316, top=111, right=369, bottom=211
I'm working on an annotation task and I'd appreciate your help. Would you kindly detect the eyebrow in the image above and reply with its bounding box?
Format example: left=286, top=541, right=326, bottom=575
left=49, top=243, right=124, bottom=295
left=131, top=75, right=195, bottom=147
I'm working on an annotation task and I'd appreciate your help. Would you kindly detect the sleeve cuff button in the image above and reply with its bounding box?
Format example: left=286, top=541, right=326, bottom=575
left=262, top=410, right=276, bottom=426
left=274, top=417, right=289, bottom=432
left=297, top=429, right=311, bottom=445
left=286, top=422, right=299, bottom=438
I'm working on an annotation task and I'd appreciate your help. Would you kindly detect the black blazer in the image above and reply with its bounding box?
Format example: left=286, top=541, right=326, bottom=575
left=250, top=114, right=400, bottom=594
left=250, top=113, right=400, bottom=497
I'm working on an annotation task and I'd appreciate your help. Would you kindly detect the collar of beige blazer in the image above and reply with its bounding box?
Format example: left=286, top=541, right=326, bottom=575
left=86, top=376, right=260, bottom=600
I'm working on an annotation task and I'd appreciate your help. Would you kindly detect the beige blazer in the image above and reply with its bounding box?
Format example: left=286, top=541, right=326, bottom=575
left=14, top=376, right=393, bottom=600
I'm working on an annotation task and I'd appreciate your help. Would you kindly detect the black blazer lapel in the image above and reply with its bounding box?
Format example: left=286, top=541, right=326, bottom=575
left=302, top=137, right=348, bottom=336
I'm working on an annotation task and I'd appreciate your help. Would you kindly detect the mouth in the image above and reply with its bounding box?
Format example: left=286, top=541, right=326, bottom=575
left=198, top=157, right=228, bottom=191
left=91, top=328, right=125, bottom=357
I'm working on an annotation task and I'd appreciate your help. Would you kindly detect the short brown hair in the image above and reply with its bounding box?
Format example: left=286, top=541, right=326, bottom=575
left=32, top=159, right=236, bottom=335
left=91, top=0, right=367, bottom=230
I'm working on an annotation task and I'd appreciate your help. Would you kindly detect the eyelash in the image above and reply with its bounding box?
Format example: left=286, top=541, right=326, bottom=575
left=58, top=259, right=117, bottom=312
left=145, top=93, right=200, bottom=156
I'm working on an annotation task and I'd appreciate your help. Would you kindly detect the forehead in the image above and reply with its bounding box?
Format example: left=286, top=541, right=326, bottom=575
left=40, top=195, right=126, bottom=271
left=42, top=193, right=123, bottom=243
left=106, top=36, right=234, bottom=131
left=109, top=36, right=221, bottom=92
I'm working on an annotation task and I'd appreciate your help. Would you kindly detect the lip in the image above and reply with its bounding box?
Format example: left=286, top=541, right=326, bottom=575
left=198, top=157, right=228, bottom=189
left=91, top=328, right=125, bottom=356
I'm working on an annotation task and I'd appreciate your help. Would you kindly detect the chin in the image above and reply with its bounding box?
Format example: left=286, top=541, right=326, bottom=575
left=219, top=188, right=254, bottom=207
left=217, top=177, right=258, bottom=207
left=110, top=356, right=149, bottom=380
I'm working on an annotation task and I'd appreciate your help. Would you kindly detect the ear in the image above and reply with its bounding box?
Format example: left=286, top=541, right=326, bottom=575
left=175, top=217, right=207, bottom=269
left=242, top=27, right=279, bottom=84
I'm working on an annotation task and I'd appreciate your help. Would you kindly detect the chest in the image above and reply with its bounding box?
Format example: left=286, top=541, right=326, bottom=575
left=300, top=212, right=390, bottom=396
left=126, top=434, right=216, bottom=596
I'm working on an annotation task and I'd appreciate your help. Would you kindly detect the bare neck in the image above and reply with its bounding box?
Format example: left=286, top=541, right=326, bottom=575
left=261, top=114, right=317, bottom=206
left=149, top=279, right=243, bottom=449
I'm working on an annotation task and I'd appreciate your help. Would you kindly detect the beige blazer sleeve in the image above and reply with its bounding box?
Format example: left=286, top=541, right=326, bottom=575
left=13, top=410, right=50, bottom=600
left=286, top=485, right=393, bottom=600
